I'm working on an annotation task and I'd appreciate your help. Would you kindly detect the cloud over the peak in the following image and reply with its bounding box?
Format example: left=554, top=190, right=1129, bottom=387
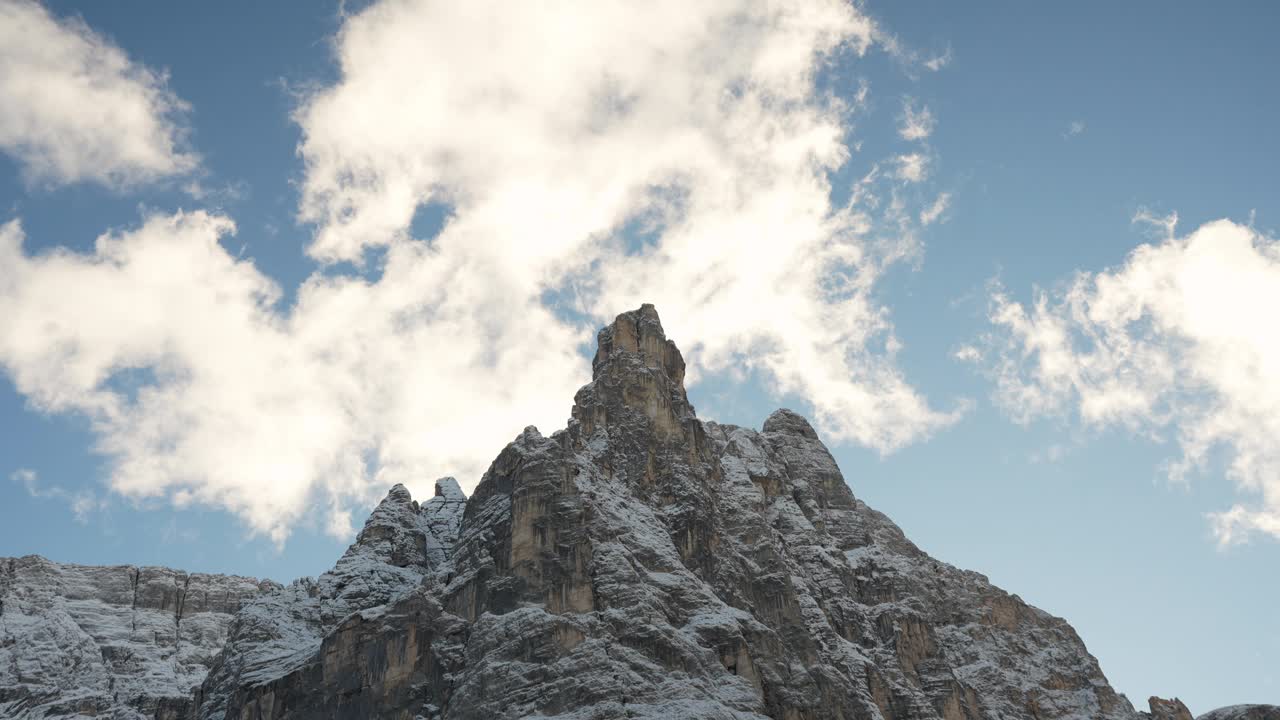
left=0, top=0, right=197, bottom=188
left=973, top=216, right=1280, bottom=545
left=0, top=0, right=958, bottom=542
left=297, top=0, right=957, bottom=447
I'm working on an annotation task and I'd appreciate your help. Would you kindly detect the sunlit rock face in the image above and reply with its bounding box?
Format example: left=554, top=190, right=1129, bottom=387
left=1145, top=697, right=1195, bottom=720
left=198, top=305, right=1145, bottom=720
left=5, top=306, right=1254, bottom=719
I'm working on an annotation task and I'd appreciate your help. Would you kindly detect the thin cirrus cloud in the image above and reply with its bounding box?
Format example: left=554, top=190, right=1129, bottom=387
left=9, top=468, right=105, bottom=524
left=0, top=0, right=197, bottom=189
left=893, top=152, right=930, bottom=183
left=0, top=0, right=960, bottom=543
left=968, top=213, right=1280, bottom=545
left=898, top=100, right=935, bottom=141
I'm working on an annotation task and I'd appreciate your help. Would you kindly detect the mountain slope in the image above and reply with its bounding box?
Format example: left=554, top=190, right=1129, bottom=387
left=0, top=556, right=273, bottom=719
left=207, top=304, right=1145, bottom=720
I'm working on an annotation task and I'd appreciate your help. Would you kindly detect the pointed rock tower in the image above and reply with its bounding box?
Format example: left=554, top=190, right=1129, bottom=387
left=201, top=305, right=1143, bottom=720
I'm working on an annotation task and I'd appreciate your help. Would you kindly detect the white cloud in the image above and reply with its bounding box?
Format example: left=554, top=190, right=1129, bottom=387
left=10, top=468, right=38, bottom=494
left=0, top=0, right=197, bottom=188
left=0, top=0, right=959, bottom=543
left=1064, top=120, right=1086, bottom=139
left=893, top=152, right=930, bottom=183
left=181, top=179, right=248, bottom=206
left=899, top=101, right=935, bottom=141
left=920, top=193, right=950, bottom=226
left=975, top=215, right=1280, bottom=545
left=298, top=0, right=957, bottom=445
left=923, top=47, right=952, bottom=72
left=0, top=213, right=586, bottom=542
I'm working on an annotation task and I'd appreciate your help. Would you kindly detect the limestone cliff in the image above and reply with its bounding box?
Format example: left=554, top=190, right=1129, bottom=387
left=195, top=305, right=1159, bottom=719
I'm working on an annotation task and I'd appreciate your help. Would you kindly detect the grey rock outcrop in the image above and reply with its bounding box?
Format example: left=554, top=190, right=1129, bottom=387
left=1145, top=697, right=1194, bottom=720
left=201, top=305, right=1151, bottom=719
left=0, top=555, right=273, bottom=719
left=194, top=477, right=466, bottom=718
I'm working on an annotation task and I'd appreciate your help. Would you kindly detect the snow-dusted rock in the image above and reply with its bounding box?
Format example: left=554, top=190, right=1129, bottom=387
left=1198, top=706, right=1280, bottom=720
left=0, top=555, right=273, bottom=719
left=204, top=305, right=1153, bottom=719
left=194, top=478, right=466, bottom=718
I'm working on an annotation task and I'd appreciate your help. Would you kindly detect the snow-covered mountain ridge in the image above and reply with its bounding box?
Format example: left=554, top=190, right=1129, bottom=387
left=1, top=306, right=1273, bottom=719
left=0, top=555, right=275, bottom=718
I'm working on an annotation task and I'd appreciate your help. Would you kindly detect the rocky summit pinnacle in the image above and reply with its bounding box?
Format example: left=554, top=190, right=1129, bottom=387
left=575, top=302, right=695, bottom=444
left=1, top=305, right=1274, bottom=719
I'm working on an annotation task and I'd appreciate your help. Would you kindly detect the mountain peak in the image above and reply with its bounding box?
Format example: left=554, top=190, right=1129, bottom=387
left=433, top=476, right=465, bottom=500
left=383, top=482, right=415, bottom=504
left=762, top=408, right=819, bottom=438
left=573, top=304, right=695, bottom=442
left=590, top=303, right=685, bottom=386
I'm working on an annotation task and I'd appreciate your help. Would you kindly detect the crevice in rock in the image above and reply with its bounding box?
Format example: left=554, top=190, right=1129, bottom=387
left=129, top=567, right=140, bottom=633
left=175, top=574, right=191, bottom=655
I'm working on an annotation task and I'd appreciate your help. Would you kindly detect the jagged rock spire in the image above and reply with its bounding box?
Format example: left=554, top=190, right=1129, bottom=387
left=1145, top=697, right=1194, bottom=720
left=590, top=303, right=686, bottom=387
left=572, top=304, right=697, bottom=443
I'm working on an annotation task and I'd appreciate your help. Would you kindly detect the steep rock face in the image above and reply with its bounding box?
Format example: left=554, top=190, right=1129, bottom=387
left=209, top=305, right=1150, bottom=720
left=1198, top=707, right=1280, bottom=720
left=0, top=555, right=272, bottom=719
left=195, top=478, right=466, bottom=719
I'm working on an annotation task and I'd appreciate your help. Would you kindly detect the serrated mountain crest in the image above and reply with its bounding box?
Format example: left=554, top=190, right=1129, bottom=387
left=3, top=306, right=1273, bottom=720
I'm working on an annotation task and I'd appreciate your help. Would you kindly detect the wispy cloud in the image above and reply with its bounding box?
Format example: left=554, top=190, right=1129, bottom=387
left=9, top=468, right=106, bottom=524
left=894, top=153, right=930, bottom=182
left=970, top=213, right=1280, bottom=545
left=920, top=193, right=951, bottom=226
left=899, top=100, right=935, bottom=142
left=182, top=179, right=248, bottom=206
left=10, top=468, right=38, bottom=494
left=0, top=0, right=198, bottom=189
left=924, top=47, right=952, bottom=72
left=1064, top=120, right=1086, bottom=139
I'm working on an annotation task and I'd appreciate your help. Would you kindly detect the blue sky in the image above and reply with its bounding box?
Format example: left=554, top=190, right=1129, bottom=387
left=0, top=0, right=1277, bottom=712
